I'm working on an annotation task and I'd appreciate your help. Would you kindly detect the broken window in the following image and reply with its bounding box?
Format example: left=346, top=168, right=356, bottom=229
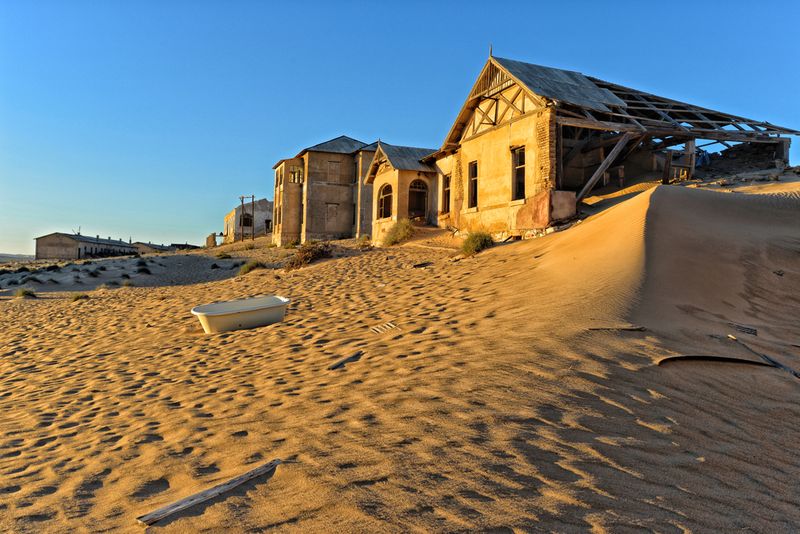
left=512, top=147, right=525, bottom=200
left=378, top=184, right=392, bottom=219
left=468, top=161, right=478, bottom=208
left=442, top=174, right=451, bottom=214
left=240, top=213, right=253, bottom=227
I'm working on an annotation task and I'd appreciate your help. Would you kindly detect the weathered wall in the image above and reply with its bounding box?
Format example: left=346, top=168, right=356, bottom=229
left=36, top=234, right=79, bottom=260
left=302, top=151, right=357, bottom=242
left=432, top=107, right=561, bottom=237
left=355, top=149, right=376, bottom=239
left=273, top=158, right=303, bottom=246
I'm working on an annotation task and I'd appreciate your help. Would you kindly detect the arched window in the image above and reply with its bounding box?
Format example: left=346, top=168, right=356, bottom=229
left=378, top=184, right=392, bottom=219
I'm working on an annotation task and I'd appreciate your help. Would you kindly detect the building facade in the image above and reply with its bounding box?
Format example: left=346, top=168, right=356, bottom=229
left=364, top=55, right=796, bottom=244
left=272, top=136, right=377, bottom=246
left=35, top=233, right=137, bottom=260
left=223, top=198, right=273, bottom=244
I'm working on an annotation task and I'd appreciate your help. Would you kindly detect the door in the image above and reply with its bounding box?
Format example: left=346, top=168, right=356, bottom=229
left=408, top=179, right=428, bottom=220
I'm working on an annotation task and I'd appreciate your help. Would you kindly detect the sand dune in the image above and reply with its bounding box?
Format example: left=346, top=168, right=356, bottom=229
left=1, top=182, right=799, bottom=532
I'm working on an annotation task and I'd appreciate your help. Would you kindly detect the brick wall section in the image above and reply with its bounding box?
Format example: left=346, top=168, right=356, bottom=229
left=534, top=107, right=556, bottom=194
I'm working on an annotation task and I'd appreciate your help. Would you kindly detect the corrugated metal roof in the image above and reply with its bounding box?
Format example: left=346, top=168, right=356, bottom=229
left=299, top=135, right=366, bottom=155
left=37, top=232, right=136, bottom=248
left=356, top=141, right=380, bottom=152
left=493, top=57, right=626, bottom=112
left=380, top=143, right=437, bottom=172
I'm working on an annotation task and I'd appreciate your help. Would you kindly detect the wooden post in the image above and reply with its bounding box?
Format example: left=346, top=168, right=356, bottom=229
left=250, top=195, right=255, bottom=240
left=685, top=139, right=696, bottom=180
left=662, top=151, right=673, bottom=185
left=576, top=132, right=632, bottom=203
left=239, top=196, right=244, bottom=242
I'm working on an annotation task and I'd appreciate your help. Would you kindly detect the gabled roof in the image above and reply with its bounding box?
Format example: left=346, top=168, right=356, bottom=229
left=493, top=56, right=626, bottom=113
left=297, top=135, right=366, bottom=157
left=365, top=142, right=437, bottom=183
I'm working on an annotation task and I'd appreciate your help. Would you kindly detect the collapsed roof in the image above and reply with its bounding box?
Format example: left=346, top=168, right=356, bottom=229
left=439, top=56, right=799, bottom=153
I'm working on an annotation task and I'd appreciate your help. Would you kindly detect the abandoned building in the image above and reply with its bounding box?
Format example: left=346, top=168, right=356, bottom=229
left=365, top=143, right=439, bottom=243
left=272, top=135, right=378, bottom=246
left=35, top=233, right=137, bottom=260
left=366, top=55, right=797, bottom=242
left=223, top=198, right=273, bottom=243
left=133, top=242, right=173, bottom=254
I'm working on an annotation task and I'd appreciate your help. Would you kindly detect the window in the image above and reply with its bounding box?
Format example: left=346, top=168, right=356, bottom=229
left=512, top=147, right=525, bottom=200
left=442, top=174, right=451, bottom=213
left=378, top=184, right=392, bottom=219
left=289, top=165, right=303, bottom=183
left=327, top=160, right=341, bottom=182
left=276, top=206, right=281, bottom=225
left=468, top=161, right=478, bottom=208
left=240, top=213, right=253, bottom=227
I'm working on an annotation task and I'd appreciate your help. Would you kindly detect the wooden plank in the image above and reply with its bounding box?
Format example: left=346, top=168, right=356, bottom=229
left=555, top=115, right=643, bottom=133
left=576, top=133, right=633, bottom=203
left=136, top=459, right=282, bottom=526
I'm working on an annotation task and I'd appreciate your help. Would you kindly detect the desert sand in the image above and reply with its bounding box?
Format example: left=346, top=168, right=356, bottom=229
left=1, top=179, right=799, bottom=532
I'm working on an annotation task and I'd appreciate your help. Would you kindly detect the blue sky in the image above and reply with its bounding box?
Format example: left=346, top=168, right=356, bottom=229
left=1, top=0, right=798, bottom=254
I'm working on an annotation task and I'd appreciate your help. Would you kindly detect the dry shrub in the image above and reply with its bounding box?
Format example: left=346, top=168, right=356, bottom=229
left=285, top=241, right=332, bottom=271
left=382, top=218, right=414, bottom=246
left=461, top=232, right=493, bottom=256
left=14, top=288, right=36, bottom=298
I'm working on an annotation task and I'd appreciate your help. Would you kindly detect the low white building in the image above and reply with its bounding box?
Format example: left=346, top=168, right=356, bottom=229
left=35, top=233, right=137, bottom=260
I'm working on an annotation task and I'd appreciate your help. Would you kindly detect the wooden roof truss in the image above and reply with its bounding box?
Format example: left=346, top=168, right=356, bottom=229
left=556, top=77, right=798, bottom=146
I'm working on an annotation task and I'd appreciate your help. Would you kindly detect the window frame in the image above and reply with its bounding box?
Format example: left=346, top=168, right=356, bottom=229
left=467, top=161, right=478, bottom=209
left=511, top=146, right=525, bottom=201
left=377, top=184, right=393, bottom=219
left=442, top=174, right=451, bottom=214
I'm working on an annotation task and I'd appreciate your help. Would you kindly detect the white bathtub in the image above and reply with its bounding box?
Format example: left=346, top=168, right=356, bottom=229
left=191, top=295, right=290, bottom=334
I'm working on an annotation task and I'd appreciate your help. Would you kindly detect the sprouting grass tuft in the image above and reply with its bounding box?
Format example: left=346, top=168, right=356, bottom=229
left=238, top=260, right=267, bottom=276
left=71, top=293, right=89, bottom=302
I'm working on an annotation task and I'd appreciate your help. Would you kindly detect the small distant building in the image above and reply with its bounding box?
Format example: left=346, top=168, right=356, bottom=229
left=35, top=233, right=137, bottom=260
left=133, top=242, right=173, bottom=254
left=223, top=198, right=273, bottom=244
left=171, top=243, right=201, bottom=250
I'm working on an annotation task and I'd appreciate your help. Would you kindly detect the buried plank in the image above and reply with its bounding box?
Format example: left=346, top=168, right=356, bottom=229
left=657, top=355, right=773, bottom=367
left=329, top=351, right=363, bottom=371
left=587, top=324, right=646, bottom=332
left=135, top=459, right=281, bottom=526
left=371, top=322, right=398, bottom=335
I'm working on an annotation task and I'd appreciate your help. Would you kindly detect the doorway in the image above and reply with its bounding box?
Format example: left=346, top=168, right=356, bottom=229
left=408, top=179, right=428, bottom=220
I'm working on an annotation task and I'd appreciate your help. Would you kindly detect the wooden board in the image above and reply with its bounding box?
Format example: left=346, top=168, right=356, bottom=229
left=136, top=459, right=281, bottom=526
